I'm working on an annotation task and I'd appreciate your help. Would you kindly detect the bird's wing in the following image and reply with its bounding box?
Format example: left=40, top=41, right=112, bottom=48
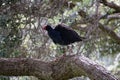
left=48, top=30, right=64, bottom=44
left=54, top=24, right=71, bottom=31
left=54, top=24, right=82, bottom=44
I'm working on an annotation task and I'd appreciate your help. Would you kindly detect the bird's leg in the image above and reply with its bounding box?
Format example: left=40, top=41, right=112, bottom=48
left=55, top=45, right=66, bottom=57
left=67, top=45, right=74, bottom=55
left=55, top=46, right=67, bottom=61
left=60, top=46, right=67, bottom=56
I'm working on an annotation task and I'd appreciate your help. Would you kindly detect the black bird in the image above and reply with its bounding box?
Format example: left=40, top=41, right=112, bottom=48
left=43, top=24, right=84, bottom=45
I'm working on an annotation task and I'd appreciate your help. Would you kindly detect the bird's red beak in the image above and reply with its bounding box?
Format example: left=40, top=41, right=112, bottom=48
left=42, top=26, right=47, bottom=30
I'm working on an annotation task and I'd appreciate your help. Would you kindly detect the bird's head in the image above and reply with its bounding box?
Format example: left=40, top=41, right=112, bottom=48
left=42, top=25, right=52, bottom=31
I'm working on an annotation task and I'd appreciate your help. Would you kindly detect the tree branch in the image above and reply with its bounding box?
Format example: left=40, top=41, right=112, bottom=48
left=100, top=0, right=120, bottom=12
left=0, top=55, right=118, bottom=80
left=78, top=10, right=120, bottom=44
left=62, top=0, right=120, bottom=44
left=0, top=58, right=52, bottom=80
left=98, top=23, right=120, bottom=44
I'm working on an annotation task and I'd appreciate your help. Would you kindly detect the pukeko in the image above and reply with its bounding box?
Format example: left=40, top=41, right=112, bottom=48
left=42, top=24, right=85, bottom=45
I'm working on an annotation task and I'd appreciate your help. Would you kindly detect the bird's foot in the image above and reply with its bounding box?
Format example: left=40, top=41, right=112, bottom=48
left=54, top=53, right=67, bottom=61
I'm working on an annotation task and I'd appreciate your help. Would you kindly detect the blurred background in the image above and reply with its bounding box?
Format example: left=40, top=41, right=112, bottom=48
left=0, top=0, right=120, bottom=80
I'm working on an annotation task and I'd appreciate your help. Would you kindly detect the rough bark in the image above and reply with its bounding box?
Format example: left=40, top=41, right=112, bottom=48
left=0, top=55, right=118, bottom=80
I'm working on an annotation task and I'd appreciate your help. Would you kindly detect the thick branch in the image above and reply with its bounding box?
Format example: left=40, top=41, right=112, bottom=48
left=0, top=58, right=52, bottom=80
left=0, top=55, right=118, bottom=80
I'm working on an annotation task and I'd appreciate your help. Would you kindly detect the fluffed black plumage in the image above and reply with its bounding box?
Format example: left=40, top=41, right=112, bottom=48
left=43, top=24, right=84, bottom=45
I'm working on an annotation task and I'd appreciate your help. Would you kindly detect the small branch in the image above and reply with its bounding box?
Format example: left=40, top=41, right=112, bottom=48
left=63, top=0, right=76, bottom=9
left=0, top=55, right=118, bottom=80
left=78, top=10, right=120, bottom=44
left=98, top=23, right=120, bottom=44
left=106, top=13, right=120, bottom=23
left=100, top=0, right=120, bottom=12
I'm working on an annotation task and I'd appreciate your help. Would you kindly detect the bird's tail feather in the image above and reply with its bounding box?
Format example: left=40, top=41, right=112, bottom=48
left=79, top=36, right=86, bottom=41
